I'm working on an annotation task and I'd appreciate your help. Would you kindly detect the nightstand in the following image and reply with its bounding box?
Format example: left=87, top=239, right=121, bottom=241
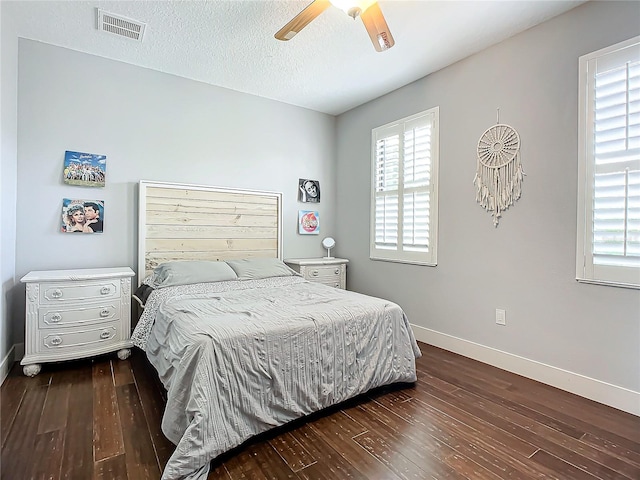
left=284, top=258, right=348, bottom=289
left=20, top=267, right=135, bottom=376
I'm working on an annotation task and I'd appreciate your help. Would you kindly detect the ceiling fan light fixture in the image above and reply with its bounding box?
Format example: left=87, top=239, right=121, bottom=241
left=275, top=0, right=394, bottom=52
left=329, top=0, right=376, bottom=18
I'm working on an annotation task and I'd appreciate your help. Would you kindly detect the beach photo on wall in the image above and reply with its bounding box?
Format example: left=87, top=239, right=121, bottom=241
left=63, top=150, right=107, bottom=187
left=61, top=199, right=104, bottom=233
left=298, top=210, right=319, bottom=235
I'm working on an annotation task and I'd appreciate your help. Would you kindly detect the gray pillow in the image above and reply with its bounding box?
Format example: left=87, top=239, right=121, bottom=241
left=225, top=258, right=298, bottom=280
left=149, top=261, right=238, bottom=288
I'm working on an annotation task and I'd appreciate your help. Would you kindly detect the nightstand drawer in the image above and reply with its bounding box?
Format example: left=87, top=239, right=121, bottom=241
left=39, top=302, right=121, bottom=329
left=38, top=323, right=120, bottom=352
left=304, top=265, right=341, bottom=279
left=39, top=280, right=121, bottom=305
left=303, top=265, right=344, bottom=284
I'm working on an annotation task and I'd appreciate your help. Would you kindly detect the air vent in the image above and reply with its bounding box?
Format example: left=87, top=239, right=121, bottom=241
left=97, top=9, right=146, bottom=42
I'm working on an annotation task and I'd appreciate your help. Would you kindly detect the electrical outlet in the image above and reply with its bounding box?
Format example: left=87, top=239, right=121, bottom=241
left=496, top=309, right=506, bottom=325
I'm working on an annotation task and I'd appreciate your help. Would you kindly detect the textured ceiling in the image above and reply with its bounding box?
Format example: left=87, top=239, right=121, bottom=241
left=5, top=0, right=585, bottom=115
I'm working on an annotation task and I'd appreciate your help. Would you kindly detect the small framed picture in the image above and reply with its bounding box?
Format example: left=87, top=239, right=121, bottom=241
left=63, top=151, right=107, bottom=187
left=298, top=179, right=320, bottom=203
left=299, top=210, right=319, bottom=235
left=61, top=199, right=104, bottom=233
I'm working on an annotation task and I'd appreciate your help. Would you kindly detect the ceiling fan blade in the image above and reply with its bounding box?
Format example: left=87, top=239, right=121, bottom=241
left=360, top=2, right=395, bottom=52
left=275, top=0, right=331, bottom=41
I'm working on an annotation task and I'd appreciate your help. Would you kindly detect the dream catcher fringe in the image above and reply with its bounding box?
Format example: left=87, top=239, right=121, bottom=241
left=473, top=120, right=524, bottom=227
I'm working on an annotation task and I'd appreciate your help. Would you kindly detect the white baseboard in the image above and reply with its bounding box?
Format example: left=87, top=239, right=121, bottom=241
left=0, top=343, right=24, bottom=386
left=0, top=345, right=16, bottom=386
left=411, top=324, right=640, bottom=417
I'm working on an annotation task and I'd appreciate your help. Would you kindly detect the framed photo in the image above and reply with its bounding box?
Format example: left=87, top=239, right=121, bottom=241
left=61, top=199, right=104, bottom=234
left=298, top=179, right=320, bottom=203
left=299, top=210, right=319, bottom=235
left=63, top=151, right=106, bottom=187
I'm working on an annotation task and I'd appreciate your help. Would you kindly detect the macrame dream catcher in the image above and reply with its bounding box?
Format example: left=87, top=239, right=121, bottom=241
left=473, top=112, right=524, bottom=226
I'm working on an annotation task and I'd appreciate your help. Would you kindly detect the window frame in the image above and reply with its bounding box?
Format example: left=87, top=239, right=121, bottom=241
left=370, top=107, right=439, bottom=266
left=576, top=35, right=640, bottom=289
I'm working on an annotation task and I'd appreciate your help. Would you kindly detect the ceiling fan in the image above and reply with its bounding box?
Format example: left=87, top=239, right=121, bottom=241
left=275, top=0, right=395, bottom=52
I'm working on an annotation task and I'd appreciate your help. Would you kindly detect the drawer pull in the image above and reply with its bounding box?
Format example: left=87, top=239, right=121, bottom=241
left=50, top=336, right=62, bottom=346
left=311, top=270, right=319, bottom=277
left=100, top=330, right=111, bottom=340
left=334, top=268, right=340, bottom=275
left=100, top=286, right=111, bottom=295
left=51, top=289, right=63, bottom=298
left=100, top=308, right=110, bottom=317
left=335, top=283, right=340, bottom=288
left=50, top=313, right=62, bottom=323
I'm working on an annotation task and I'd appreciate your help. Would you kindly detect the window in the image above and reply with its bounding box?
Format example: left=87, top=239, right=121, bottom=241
left=370, top=107, right=439, bottom=265
left=576, top=36, right=640, bottom=289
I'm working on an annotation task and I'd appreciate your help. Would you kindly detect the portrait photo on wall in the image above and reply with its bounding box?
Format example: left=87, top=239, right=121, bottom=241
left=298, top=210, right=320, bottom=235
left=61, top=199, right=104, bottom=234
left=63, top=150, right=107, bottom=187
left=298, top=178, right=320, bottom=203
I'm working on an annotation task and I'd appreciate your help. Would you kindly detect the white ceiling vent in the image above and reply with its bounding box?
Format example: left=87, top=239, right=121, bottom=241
left=97, top=9, right=146, bottom=42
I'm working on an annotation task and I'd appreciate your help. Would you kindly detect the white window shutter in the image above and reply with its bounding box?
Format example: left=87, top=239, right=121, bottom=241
left=371, top=108, right=439, bottom=265
left=577, top=36, right=640, bottom=288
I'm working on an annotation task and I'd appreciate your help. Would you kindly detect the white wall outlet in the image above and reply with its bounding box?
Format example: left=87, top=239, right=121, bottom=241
left=496, top=309, right=506, bottom=325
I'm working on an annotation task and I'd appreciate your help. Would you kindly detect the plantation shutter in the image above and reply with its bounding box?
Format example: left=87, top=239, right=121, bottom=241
left=577, top=37, right=640, bottom=288
left=592, top=59, right=640, bottom=264
left=374, top=132, right=400, bottom=249
left=402, top=119, right=431, bottom=251
left=372, top=108, right=439, bottom=265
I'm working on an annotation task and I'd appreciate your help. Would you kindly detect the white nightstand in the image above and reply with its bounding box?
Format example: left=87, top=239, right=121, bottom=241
left=284, top=258, right=349, bottom=289
left=20, top=267, right=135, bottom=377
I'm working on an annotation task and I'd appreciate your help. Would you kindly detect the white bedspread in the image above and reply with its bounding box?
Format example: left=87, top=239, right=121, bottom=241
left=131, top=276, right=421, bottom=480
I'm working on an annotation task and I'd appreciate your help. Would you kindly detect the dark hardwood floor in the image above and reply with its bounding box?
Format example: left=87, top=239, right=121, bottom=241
left=1, top=342, right=638, bottom=479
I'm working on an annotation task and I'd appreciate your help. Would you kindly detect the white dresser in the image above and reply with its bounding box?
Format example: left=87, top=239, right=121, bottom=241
left=20, top=267, right=135, bottom=377
left=284, top=258, right=349, bottom=289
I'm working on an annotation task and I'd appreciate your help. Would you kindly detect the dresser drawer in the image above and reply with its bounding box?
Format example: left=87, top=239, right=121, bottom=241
left=38, top=323, right=121, bottom=353
left=39, top=302, right=121, bottom=329
left=39, top=280, right=121, bottom=305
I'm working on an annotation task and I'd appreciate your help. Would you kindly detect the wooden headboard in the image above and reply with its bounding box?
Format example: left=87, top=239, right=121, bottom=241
left=138, top=181, right=283, bottom=281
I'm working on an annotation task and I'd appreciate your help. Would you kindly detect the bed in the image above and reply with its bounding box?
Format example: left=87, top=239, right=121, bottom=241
left=131, top=181, right=421, bottom=480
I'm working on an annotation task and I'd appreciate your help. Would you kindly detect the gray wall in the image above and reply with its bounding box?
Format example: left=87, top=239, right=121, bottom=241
left=12, top=39, right=336, bottom=345
left=335, top=1, right=640, bottom=392
left=1, top=3, right=18, bottom=366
